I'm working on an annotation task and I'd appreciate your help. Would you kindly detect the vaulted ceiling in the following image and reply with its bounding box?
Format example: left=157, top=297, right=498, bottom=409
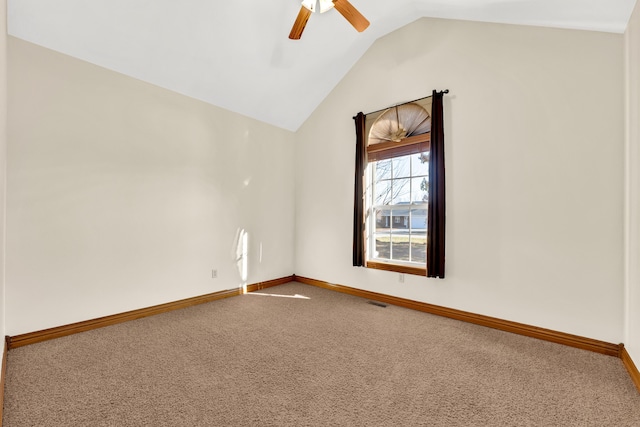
left=7, top=0, right=638, bottom=131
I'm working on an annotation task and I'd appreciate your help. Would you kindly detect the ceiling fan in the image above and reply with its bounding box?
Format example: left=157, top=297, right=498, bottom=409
left=289, top=0, right=370, bottom=40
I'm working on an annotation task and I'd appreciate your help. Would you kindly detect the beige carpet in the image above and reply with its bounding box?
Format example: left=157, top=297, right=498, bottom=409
left=4, top=281, right=640, bottom=426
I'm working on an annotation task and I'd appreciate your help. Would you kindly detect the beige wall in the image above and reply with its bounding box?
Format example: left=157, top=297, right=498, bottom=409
left=625, top=0, right=640, bottom=363
left=6, top=38, right=295, bottom=335
left=295, top=18, right=625, bottom=342
left=4, top=14, right=634, bottom=350
left=0, top=0, right=6, bottom=339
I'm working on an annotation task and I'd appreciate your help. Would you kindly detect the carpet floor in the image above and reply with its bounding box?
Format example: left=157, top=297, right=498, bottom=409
left=4, top=281, right=640, bottom=426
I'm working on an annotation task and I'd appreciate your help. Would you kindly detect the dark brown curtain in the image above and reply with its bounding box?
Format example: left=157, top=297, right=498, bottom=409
left=352, top=112, right=366, bottom=266
left=427, top=91, right=446, bottom=278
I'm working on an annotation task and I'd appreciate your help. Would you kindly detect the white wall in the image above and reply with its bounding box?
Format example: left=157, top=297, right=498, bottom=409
left=6, top=38, right=295, bottom=336
left=625, top=0, right=640, bottom=363
left=295, top=18, right=625, bottom=343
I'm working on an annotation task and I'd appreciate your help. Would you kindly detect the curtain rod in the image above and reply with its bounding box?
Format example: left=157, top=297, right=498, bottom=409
left=354, top=89, right=450, bottom=119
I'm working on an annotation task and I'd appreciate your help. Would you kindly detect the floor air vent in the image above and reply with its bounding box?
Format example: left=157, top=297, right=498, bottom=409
left=367, top=301, right=387, bottom=308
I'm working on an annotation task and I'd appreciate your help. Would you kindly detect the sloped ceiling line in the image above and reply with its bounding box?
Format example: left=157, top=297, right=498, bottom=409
left=7, top=0, right=637, bottom=131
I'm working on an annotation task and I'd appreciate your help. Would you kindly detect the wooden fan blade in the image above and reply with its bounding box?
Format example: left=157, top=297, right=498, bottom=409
left=333, top=0, right=370, bottom=32
left=289, top=6, right=312, bottom=40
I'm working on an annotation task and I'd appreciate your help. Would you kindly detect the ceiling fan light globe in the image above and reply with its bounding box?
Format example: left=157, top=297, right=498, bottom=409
left=301, top=0, right=335, bottom=13
left=301, top=0, right=316, bottom=12
left=318, top=0, right=336, bottom=13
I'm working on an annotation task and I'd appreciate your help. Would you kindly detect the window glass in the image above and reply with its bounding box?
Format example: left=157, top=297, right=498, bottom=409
left=411, top=177, right=428, bottom=203
left=373, top=233, right=391, bottom=261
left=392, top=156, right=411, bottom=179
left=391, top=178, right=410, bottom=205
left=412, top=152, right=429, bottom=176
left=375, top=159, right=392, bottom=181
left=374, top=180, right=391, bottom=206
left=410, top=233, right=427, bottom=263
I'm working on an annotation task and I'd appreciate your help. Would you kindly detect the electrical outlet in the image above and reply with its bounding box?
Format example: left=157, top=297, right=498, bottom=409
left=399, top=273, right=405, bottom=283
left=212, top=269, right=218, bottom=279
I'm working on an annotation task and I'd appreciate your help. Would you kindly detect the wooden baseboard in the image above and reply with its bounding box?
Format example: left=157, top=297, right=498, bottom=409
left=8, top=276, right=294, bottom=349
left=621, top=344, right=640, bottom=393
left=5, top=273, right=630, bottom=364
left=4, top=274, right=637, bottom=402
left=247, top=276, right=293, bottom=292
left=293, top=275, right=621, bottom=357
left=0, top=336, right=8, bottom=427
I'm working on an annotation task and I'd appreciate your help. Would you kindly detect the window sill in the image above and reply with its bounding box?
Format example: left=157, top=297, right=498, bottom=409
left=366, top=261, right=426, bottom=276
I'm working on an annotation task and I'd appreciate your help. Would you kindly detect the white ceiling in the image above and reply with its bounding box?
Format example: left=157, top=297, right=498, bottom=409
left=7, top=0, right=638, bottom=131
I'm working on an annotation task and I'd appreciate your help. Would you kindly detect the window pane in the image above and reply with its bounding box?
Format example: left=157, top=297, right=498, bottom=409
left=410, top=207, right=427, bottom=231
left=374, top=180, right=391, bottom=206
left=391, top=178, right=410, bottom=204
left=390, top=232, right=411, bottom=261
left=374, top=208, right=391, bottom=230
left=375, top=159, right=392, bottom=181
left=392, top=156, right=411, bottom=179
left=373, top=234, right=391, bottom=260
left=411, top=177, right=428, bottom=203
left=412, top=152, right=429, bottom=177
left=410, top=233, right=427, bottom=263
left=391, top=209, right=410, bottom=230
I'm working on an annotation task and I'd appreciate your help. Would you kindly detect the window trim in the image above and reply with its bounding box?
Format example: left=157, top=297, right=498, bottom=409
left=366, top=260, right=426, bottom=276
left=367, top=133, right=430, bottom=161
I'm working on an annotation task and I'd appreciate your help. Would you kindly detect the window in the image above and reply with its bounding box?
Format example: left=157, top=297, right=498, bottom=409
left=365, top=134, right=430, bottom=275
left=357, top=99, right=432, bottom=275
left=353, top=91, right=446, bottom=278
